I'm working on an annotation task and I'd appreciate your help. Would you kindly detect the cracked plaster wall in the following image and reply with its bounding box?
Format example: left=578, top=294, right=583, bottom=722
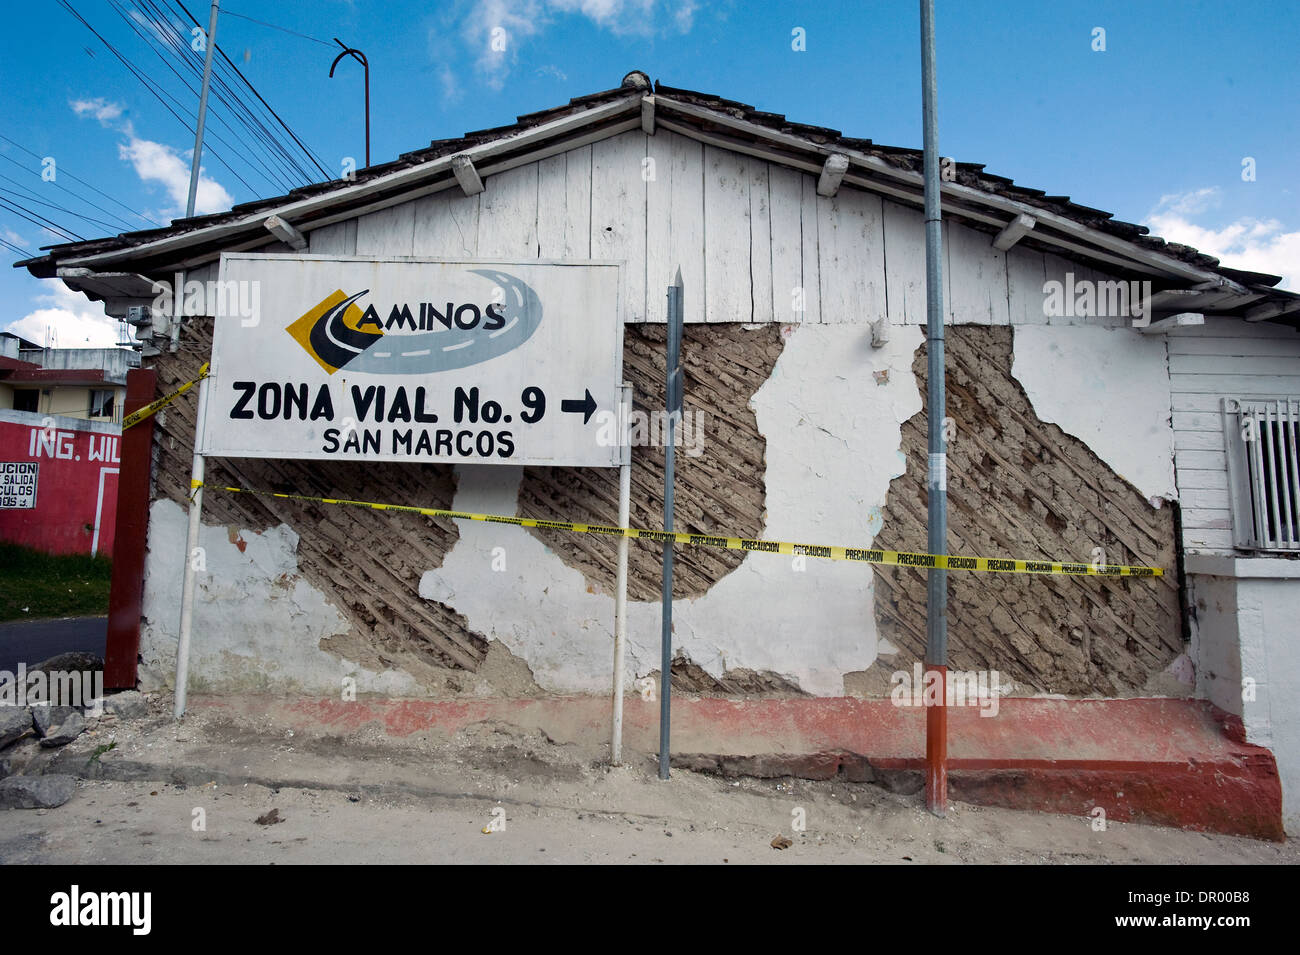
left=419, top=323, right=922, bottom=695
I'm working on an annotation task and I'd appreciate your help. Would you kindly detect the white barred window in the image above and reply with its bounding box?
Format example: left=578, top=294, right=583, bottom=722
left=1225, top=397, right=1300, bottom=552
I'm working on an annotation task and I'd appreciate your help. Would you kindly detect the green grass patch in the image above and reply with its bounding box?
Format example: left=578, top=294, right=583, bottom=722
left=0, top=543, right=112, bottom=622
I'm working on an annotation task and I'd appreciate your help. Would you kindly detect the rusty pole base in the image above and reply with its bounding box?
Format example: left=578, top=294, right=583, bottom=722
left=925, top=664, right=948, bottom=816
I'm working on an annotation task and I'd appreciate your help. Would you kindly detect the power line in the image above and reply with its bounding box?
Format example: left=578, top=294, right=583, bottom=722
left=0, top=235, right=30, bottom=257
left=41, top=0, right=332, bottom=246
left=55, top=0, right=263, bottom=198
left=0, top=132, right=159, bottom=228
left=0, top=154, right=135, bottom=232
left=113, top=0, right=300, bottom=194
left=0, top=196, right=84, bottom=241
left=170, top=1, right=332, bottom=181
left=157, top=3, right=317, bottom=186
left=121, top=0, right=330, bottom=192
left=135, top=0, right=310, bottom=188
left=111, top=0, right=301, bottom=193
left=0, top=179, right=126, bottom=233
left=218, top=7, right=334, bottom=48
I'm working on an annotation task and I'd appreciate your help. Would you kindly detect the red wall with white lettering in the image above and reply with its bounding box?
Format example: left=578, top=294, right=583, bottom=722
left=0, top=413, right=121, bottom=556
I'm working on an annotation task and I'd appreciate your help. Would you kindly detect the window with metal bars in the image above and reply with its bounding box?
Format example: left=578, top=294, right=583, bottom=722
left=1225, top=397, right=1300, bottom=551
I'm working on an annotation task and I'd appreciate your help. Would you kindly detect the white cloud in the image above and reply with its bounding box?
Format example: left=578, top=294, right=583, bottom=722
left=118, top=136, right=233, bottom=217
left=548, top=0, right=654, bottom=30
left=1151, top=186, right=1219, bottom=218
left=70, top=97, right=123, bottom=124
left=70, top=99, right=234, bottom=219
left=672, top=0, right=697, bottom=32
left=4, top=282, right=122, bottom=348
left=1148, top=188, right=1299, bottom=290
left=466, top=0, right=545, bottom=89
left=439, top=64, right=463, bottom=104
left=461, top=0, right=677, bottom=87
left=3, top=229, right=29, bottom=248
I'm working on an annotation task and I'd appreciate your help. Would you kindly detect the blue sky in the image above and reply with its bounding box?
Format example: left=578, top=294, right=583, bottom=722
left=1, top=0, right=1296, bottom=346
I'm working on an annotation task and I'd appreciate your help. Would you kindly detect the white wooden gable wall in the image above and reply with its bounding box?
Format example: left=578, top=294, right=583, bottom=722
left=1170, top=320, right=1300, bottom=553
left=304, top=128, right=1130, bottom=330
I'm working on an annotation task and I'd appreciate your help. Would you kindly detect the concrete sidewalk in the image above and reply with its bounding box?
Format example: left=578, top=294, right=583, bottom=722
left=59, top=692, right=1285, bottom=840
left=2, top=691, right=1292, bottom=864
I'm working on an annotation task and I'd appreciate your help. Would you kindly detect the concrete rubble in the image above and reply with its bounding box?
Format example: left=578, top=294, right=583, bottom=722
left=0, top=774, right=76, bottom=810
left=0, top=707, right=32, bottom=749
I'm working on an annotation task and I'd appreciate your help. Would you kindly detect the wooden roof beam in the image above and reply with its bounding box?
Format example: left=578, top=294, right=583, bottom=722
left=263, top=215, right=307, bottom=251
left=451, top=155, right=485, bottom=196
left=1138, top=312, right=1204, bottom=334
left=992, top=213, right=1035, bottom=251
left=816, top=154, right=850, bottom=197
left=1245, top=299, right=1300, bottom=322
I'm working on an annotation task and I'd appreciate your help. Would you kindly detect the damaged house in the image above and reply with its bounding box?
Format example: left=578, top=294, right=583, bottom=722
left=18, top=72, right=1300, bottom=836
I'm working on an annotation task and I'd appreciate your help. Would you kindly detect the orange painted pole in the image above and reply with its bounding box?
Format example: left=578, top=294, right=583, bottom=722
left=926, top=664, right=947, bottom=813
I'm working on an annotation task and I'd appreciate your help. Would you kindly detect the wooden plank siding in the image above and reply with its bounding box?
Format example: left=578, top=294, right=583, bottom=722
left=1168, top=319, right=1300, bottom=553
left=290, top=126, right=1146, bottom=334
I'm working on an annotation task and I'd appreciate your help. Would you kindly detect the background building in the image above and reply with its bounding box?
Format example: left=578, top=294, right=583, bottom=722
left=0, top=331, right=137, bottom=425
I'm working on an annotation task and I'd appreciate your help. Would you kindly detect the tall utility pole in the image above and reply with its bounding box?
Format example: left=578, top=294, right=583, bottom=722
left=177, top=0, right=220, bottom=715
left=920, top=0, right=949, bottom=816
left=185, top=0, right=221, bottom=218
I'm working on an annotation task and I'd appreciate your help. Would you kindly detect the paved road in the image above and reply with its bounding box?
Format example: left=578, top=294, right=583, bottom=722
left=0, top=616, right=106, bottom=672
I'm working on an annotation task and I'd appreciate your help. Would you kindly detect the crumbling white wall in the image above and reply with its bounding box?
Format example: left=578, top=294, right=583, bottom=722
left=420, top=323, right=923, bottom=695
left=1011, top=325, right=1176, bottom=503
left=141, top=279, right=1189, bottom=698
left=139, top=130, right=1187, bottom=700
left=138, top=498, right=420, bottom=696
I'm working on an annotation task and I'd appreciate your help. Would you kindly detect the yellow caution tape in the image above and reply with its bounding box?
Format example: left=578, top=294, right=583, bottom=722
left=207, top=484, right=1163, bottom=577
left=122, top=364, right=209, bottom=430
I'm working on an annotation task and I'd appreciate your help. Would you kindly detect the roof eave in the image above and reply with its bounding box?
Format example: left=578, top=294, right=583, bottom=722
left=19, top=79, right=1290, bottom=315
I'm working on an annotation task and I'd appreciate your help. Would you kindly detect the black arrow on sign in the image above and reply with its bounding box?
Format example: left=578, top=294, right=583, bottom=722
left=561, top=389, right=597, bottom=424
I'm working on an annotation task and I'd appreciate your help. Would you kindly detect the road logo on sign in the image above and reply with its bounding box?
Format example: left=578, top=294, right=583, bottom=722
left=284, top=268, right=542, bottom=375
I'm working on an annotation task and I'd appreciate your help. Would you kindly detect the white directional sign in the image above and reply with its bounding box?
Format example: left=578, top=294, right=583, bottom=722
left=199, top=254, right=623, bottom=467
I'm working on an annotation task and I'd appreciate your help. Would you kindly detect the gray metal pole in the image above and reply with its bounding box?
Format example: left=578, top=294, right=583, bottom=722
left=176, top=0, right=220, bottom=708
left=174, top=374, right=211, bottom=718
left=611, top=382, right=632, bottom=765
left=920, top=0, right=949, bottom=816
left=186, top=0, right=221, bottom=219
left=659, top=269, right=683, bottom=780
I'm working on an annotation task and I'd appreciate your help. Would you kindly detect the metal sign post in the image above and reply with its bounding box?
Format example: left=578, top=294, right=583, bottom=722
left=659, top=269, right=683, bottom=780
left=610, top=381, right=632, bottom=765
left=174, top=372, right=211, bottom=719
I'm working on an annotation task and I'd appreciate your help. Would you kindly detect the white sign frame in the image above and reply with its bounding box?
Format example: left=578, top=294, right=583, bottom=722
left=200, top=254, right=625, bottom=468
